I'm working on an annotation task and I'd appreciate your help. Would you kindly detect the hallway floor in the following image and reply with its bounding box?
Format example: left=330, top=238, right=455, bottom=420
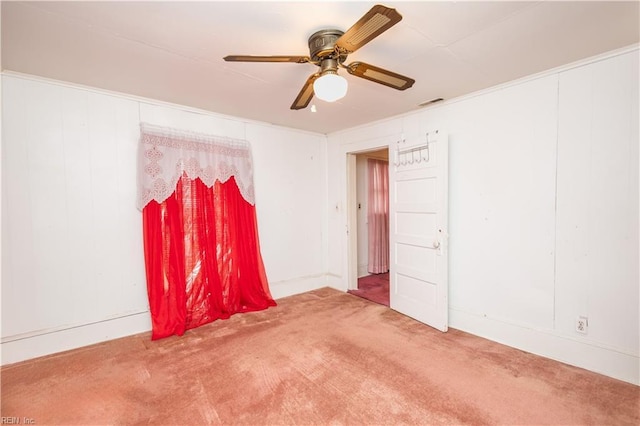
left=347, top=272, right=389, bottom=306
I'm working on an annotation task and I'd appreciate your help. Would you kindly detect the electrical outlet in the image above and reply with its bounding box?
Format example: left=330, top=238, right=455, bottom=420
left=576, top=316, right=588, bottom=334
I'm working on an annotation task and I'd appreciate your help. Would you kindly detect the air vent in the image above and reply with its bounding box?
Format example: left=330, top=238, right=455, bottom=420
left=418, top=98, right=444, bottom=107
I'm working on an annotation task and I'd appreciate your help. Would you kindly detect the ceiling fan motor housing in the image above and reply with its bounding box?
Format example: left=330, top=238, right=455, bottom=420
left=308, top=29, right=345, bottom=62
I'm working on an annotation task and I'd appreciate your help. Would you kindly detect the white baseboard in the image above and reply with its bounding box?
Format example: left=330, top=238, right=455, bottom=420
left=450, top=307, right=639, bottom=385
left=1, top=312, right=152, bottom=366
left=357, top=265, right=368, bottom=278
left=325, top=273, right=345, bottom=292
left=269, top=273, right=329, bottom=300
left=7, top=284, right=634, bottom=388
left=1, top=275, right=330, bottom=366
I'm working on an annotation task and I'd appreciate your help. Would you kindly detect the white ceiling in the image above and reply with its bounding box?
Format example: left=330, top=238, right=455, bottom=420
left=2, top=1, right=639, bottom=134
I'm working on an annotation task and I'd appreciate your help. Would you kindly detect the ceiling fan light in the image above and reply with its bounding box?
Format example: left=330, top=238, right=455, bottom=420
left=313, top=73, right=348, bottom=102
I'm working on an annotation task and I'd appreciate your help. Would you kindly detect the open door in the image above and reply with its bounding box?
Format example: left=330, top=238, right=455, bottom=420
left=389, top=130, right=448, bottom=331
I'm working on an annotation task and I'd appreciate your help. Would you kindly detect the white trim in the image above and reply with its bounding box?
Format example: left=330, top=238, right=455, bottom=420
left=331, top=44, right=640, bottom=138
left=0, top=271, right=332, bottom=365
left=346, top=153, right=358, bottom=290
left=268, top=273, right=329, bottom=300
left=0, top=71, right=325, bottom=139
left=325, top=273, right=344, bottom=292
left=434, top=44, right=640, bottom=109
left=4, top=45, right=636, bottom=141
left=1, top=312, right=152, bottom=366
left=357, top=264, right=369, bottom=278
left=342, top=137, right=395, bottom=294
left=450, top=307, right=640, bottom=386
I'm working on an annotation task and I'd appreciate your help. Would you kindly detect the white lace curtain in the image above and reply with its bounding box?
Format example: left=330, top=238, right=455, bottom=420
left=137, top=123, right=255, bottom=210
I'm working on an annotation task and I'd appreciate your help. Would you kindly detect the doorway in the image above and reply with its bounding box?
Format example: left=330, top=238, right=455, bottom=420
left=347, top=148, right=390, bottom=306
left=343, top=129, right=449, bottom=331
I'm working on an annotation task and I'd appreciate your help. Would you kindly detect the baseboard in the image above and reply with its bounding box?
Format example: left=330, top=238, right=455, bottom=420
left=357, top=265, right=368, bottom=278
left=270, top=273, right=329, bottom=300
left=450, top=307, right=639, bottom=385
left=1, top=276, right=331, bottom=366
left=1, top=312, right=152, bottom=366
left=325, top=273, right=345, bottom=292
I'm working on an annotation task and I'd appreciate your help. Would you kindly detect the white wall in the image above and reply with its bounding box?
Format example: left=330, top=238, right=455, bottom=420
left=555, top=52, right=639, bottom=353
left=1, top=77, right=147, bottom=365
left=1, top=46, right=637, bottom=385
left=1, top=74, right=328, bottom=365
left=327, top=47, right=639, bottom=385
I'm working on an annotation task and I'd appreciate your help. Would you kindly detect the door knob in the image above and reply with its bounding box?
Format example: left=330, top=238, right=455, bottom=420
left=433, top=240, right=441, bottom=249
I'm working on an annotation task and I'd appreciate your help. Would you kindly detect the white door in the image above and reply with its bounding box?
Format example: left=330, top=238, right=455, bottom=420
left=389, top=130, right=448, bottom=331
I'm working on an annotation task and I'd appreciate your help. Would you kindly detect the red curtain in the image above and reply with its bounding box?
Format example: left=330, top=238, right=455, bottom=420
left=142, top=174, right=276, bottom=340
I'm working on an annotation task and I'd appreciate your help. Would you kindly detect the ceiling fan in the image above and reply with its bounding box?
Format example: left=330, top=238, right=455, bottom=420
left=223, top=4, right=415, bottom=110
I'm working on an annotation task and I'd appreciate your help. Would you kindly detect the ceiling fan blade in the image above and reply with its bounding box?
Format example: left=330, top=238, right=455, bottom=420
left=291, top=74, right=318, bottom=110
left=346, top=62, right=415, bottom=90
left=336, top=5, right=402, bottom=54
left=224, top=55, right=310, bottom=64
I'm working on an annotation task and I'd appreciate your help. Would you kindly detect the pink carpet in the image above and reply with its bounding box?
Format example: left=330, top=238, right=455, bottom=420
left=348, top=272, right=389, bottom=306
left=2, top=287, right=638, bottom=425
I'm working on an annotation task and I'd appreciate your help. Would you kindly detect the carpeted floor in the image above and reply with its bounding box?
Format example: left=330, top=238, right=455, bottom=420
left=1, top=287, right=638, bottom=425
left=348, top=272, right=389, bottom=306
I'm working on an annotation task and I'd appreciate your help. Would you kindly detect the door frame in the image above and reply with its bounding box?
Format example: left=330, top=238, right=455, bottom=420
left=346, top=147, right=391, bottom=290
left=343, top=137, right=394, bottom=291
left=342, top=129, right=449, bottom=332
